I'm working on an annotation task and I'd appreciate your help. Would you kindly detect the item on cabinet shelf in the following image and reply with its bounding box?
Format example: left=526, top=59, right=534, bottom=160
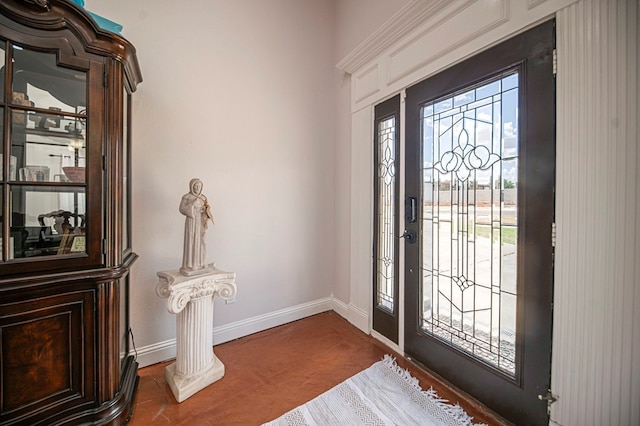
left=61, top=233, right=84, bottom=254
left=38, top=210, right=85, bottom=235
left=57, top=231, right=85, bottom=255
left=62, top=166, right=85, bottom=182
left=0, top=237, right=15, bottom=259
left=19, top=165, right=50, bottom=182
left=11, top=92, right=34, bottom=124
left=69, top=235, right=85, bottom=252
left=28, top=107, right=63, bottom=129
left=65, top=120, right=85, bottom=135
left=0, top=156, right=18, bottom=181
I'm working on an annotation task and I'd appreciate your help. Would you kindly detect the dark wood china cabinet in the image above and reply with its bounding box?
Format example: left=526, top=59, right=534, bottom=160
left=0, top=0, right=142, bottom=424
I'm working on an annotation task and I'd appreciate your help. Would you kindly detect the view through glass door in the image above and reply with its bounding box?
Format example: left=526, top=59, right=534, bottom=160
left=404, top=21, right=555, bottom=424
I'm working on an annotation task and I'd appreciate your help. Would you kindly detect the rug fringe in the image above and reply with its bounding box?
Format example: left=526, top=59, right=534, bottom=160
left=381, top=355, right=487, bottom=426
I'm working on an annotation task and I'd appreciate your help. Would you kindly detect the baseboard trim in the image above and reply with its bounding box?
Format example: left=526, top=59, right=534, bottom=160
left=136, top=297, right=336, bottom=368
left=134, top=338, right=177, bottom=368
left=347, top=303, right=370, bottom=334
left=330, top=297, right=370, bottom=335
left=331, top=296, right=349, bottom=318
left=212, top=298, right=334, bottom=345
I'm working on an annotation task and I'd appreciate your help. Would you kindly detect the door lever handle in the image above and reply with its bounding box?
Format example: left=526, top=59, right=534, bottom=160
left=406, top=197, right=417, bottom=223
left=398, top=229, right=417, bottom=244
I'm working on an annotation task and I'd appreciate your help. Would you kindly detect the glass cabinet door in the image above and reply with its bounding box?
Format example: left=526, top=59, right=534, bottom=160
left=2, top=43, right=88, bottom=261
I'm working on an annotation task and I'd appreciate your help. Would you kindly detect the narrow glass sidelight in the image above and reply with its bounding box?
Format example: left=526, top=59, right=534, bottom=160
left=421, top=71, right=519, bottom=376
left=373, top=94, right=401, bottom=343
left=376, top=116, right=396, bottom=313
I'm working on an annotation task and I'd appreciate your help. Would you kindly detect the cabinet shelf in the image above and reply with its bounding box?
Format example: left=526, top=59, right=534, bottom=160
left=6, top=181, right=86, bottom=188
left=24, top=127, right=85, bottom=141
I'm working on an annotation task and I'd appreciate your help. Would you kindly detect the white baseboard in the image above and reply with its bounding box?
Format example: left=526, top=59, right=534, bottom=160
left=331, top=296, right=349, bottom=318
left=135, top=297, right=335, bottom=368
left=134, top=338, right=178, bottom=369
left=212, top=297, right=333, bottom=346
left=346, top=303, right=370, bottom=334
left=330, top=297, right=370, bottom=335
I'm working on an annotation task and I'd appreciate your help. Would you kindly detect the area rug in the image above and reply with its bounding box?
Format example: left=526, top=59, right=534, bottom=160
left=263, top=355, right=484, bottom=426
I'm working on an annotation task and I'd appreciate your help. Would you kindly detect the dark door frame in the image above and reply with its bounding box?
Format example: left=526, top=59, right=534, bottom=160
left=404, top=20, right=556, bottom=424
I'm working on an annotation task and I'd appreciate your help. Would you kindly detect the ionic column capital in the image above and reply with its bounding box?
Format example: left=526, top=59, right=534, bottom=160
left=156, top=266, right=237, bottom=314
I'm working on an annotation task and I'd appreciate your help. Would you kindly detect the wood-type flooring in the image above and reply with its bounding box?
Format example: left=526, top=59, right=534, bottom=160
left=129, top=311, right=509, bottom=425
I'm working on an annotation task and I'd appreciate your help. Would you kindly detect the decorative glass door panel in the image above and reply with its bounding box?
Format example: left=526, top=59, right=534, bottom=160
left=404, top=21, right=555, bottom=424
left=373, top=95, right=400, bottom=343
left=376, top=116, right=396, bottom=313
left=422, top=72, right=519, bottom=376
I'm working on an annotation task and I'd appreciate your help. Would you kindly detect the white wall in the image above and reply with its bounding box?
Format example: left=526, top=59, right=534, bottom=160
left=334, top=0, right=409, bottom=62
left=332, top=0, right=408, bottom=307
left=89, top=0, right=336, bottom=366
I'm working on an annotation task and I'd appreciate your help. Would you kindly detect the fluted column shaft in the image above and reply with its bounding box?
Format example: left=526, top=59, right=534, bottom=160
left=175, top=294, right=214, bottom=377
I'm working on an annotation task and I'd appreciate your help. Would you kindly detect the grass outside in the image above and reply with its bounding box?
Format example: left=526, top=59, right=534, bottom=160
left=474, top=224, right=517, bottom=245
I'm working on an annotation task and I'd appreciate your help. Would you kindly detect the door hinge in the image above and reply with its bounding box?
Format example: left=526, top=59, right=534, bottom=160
left=102, top=239, right=107, bottom=254
left=103, top=69, right=109, bottom=88
left=551, top=222, right=557, bottom=247
left=552, top=49, right=557, bottom=75
left=538, top=390, right=558, bottom=415
left=102, top=155, right=107, bottom=170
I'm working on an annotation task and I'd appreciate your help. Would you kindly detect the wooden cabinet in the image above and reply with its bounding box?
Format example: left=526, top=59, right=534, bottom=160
left=0, top=1, right=142, bottom=424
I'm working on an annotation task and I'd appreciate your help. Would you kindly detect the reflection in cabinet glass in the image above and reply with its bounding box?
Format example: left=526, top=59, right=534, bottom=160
left=11, top=185, right=86, bottom=258
left=6, top=46, right=88, bottom=261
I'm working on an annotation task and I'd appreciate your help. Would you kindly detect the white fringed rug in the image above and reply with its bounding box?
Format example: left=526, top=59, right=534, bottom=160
left=263, top=355, right=485, bottom=426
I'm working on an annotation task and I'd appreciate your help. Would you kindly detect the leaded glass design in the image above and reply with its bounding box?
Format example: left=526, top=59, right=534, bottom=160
left=421, top=72, right=519, bottom=376
left=376, top=117, right=396, bottom=312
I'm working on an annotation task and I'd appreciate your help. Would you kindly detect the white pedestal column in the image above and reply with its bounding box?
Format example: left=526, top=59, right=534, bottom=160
left=156, top=265, right=237, bottom=402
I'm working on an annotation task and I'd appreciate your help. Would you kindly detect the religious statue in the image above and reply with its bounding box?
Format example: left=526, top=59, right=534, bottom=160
left=179, top=178, right=214, bottom=276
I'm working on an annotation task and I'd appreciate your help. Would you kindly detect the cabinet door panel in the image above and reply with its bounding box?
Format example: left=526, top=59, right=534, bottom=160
left=0, top=289, right=95, bottom=423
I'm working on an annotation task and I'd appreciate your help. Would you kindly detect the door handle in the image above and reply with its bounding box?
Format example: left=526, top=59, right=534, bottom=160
left=398, top=229, right=417, bottom=244
left=405, top=197, right=417, bottom=223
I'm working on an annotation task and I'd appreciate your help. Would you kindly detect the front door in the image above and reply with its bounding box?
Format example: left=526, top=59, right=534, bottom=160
left=404, top=20, right=555, bottom=424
